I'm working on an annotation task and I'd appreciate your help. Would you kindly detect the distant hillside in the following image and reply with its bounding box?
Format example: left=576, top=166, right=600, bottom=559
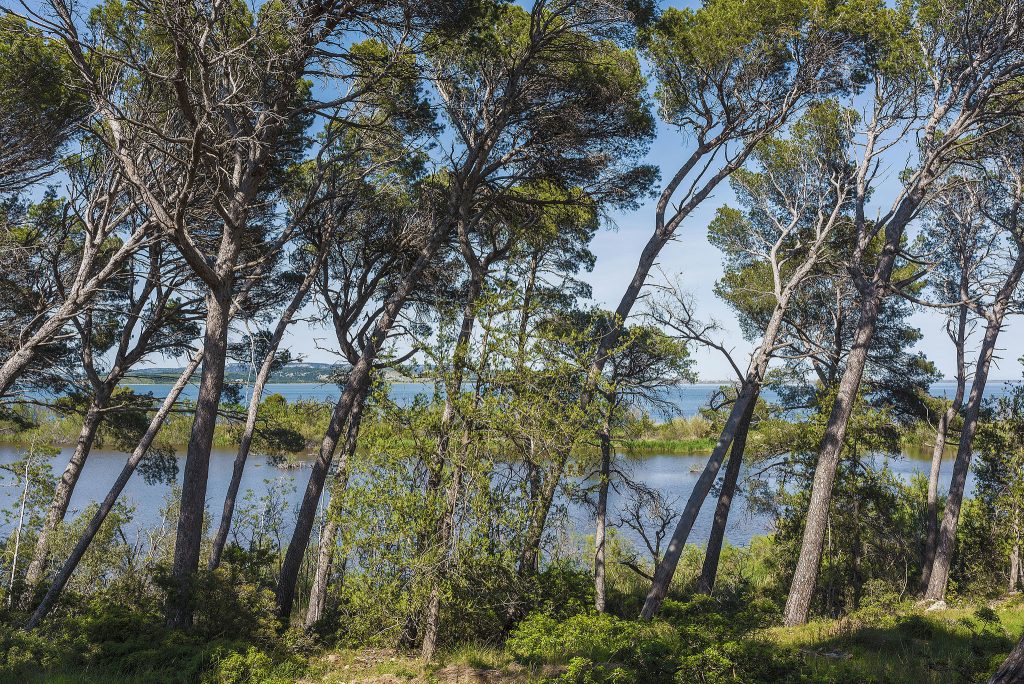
left=123, top=362, right=412, bottom=384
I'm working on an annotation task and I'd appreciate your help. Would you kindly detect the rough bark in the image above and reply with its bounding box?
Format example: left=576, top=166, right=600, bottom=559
left=26, top=354, right=202, bottom=628
left=168, top=288, right=233, bottom=629
left=697, top=393, right=757, bottom=595
left=989, top=634, right=1024, bottom=684
left=782, top=293, right=882, bottom=626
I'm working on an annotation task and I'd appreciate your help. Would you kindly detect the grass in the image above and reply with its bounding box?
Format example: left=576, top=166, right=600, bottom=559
left=619, top=436, right=717, bottom=454
left=767, top=599, right=1024, bottom=684
left=5, top=601, right=1023, bottom=684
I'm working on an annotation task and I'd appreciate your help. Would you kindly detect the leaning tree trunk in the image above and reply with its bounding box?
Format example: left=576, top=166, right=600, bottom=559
left=697, top=392, right=758, bottom=595
left=26, top=354, right=202, bottom=628
left=989, top=634, right=1024, bottom=684
left=925, top=304, right=1012, bottom=601
left=168, top=287, right=233, bottom=629
left=23, top=389, right=108, bottom=596
left=209, top=252, right=326, bottom=570
left=921, top=403, right=959, bottom=589
left=641, top=293, right=796, bottom=620
left=276, top=230, right=443, bottom=621
left=304, top=397, right=364, bottom=629
left=594, top=420, right=613, bottom=612
left=782, top=279, right=888, bottom=627
left=639, top=379, right=759, bottom=619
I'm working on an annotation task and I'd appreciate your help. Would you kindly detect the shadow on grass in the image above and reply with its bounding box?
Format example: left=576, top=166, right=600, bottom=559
left=781, top=609, right=1016, bottom=684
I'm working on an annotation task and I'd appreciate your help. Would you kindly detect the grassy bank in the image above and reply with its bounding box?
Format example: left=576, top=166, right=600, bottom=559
left=619, top=436, right=717, bottom=453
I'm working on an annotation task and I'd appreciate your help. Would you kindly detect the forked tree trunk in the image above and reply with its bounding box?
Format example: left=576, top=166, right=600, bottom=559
left=26, top=354, right=202, bottom=628
left=277, top=231, right=443, bottom=621
left=641, top=301, right=789, bottom=620
left=23, top=391, right=108, bottom=595
left=304, top=398, right=364, bottom=629
left=697, top=393, right=757, bottom=595
left=926, top=302, right=1016, bottom=601
left=921, top=305, right=968, bottom=590
left=168, top=287, right=233, bottom=629
left=639, top=380, right=758, bottom=619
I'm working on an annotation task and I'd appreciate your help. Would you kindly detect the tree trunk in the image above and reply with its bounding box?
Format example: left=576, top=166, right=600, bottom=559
left=26, top=354, right=202, bottom=628
left=23, top=391, right=107, bottom=595
left=168, top=288, right=233, bottom=629
left=926, top=306, right=1012, bottom=601
left=1010, top=538, right=1019, bottom=594
left=989, top=634, right=1024, bottom=684
left=594, top=424, right=612, bottom=612
left=922, top=305, right=968, bottom=590
left=209, top=254, right=325, bottom=570
left=641, top=298, right=792, bottom=620
left=417, top=278, right=482, bottom=652
left=921, top=405, right=957, bottom=589
left=639, top=381, right=757, bottom=619
left=304, top=398, right=364, bottom=629
left=419, top=448, right=466, bottom=661
left=276, top=228, right=443, bottom=621
left=782, top=283, right=885, bottom=627
left=697, top=392, right=757, bottom=595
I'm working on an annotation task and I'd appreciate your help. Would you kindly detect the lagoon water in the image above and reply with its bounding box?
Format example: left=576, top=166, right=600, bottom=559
left=0, top=381, right=1008, bottom=551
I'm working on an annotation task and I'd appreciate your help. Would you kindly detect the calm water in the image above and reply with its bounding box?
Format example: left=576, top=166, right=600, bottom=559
left=0, top=444, right=968, bottom=552
left=0, top=381, right=1008, bottom=550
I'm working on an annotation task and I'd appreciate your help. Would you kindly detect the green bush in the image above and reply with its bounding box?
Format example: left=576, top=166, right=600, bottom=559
left=507, top=612, right=678, bottom=683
